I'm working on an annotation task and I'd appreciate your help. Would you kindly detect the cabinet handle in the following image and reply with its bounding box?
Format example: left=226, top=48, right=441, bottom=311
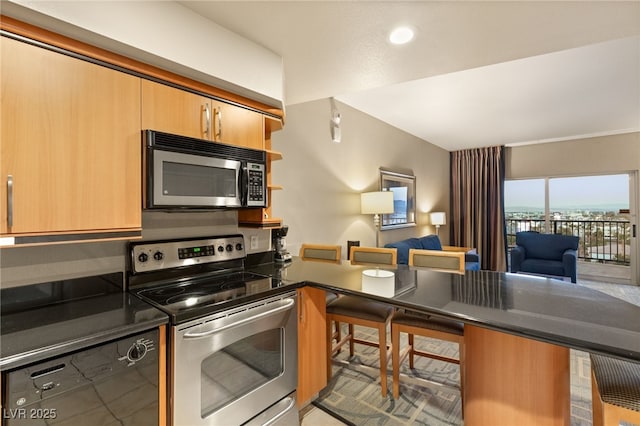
left=203, top=104, right=211, bottom=139
left=7, top=175, right=13, bottom=228
left=215, top=108, right=222, bottom=141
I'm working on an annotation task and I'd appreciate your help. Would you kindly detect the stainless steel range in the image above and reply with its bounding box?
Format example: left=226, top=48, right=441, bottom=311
left=128, top=235, right=298, bottom=426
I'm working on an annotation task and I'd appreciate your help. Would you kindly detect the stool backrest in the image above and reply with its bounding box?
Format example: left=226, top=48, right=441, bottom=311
left=350, top=246, right=397, bottom=266
left=299, top=244, right=341, bottom=263
left=409, top=249, right=464, bottom=273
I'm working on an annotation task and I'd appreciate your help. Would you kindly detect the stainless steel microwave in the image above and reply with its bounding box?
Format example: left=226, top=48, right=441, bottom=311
left=143, top=130, right=266, bottom=209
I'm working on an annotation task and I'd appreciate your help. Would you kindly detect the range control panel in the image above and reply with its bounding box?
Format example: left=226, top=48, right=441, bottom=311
left=130, top=235, right=245, bottom=273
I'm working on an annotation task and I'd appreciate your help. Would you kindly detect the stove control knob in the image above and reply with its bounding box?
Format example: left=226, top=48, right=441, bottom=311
left=217, top=245, right=224, bottom=253
left=138, top=253, right=149, bottom=263
left=127, top=342, right=147, bottom=362
left=226, top=244, right=233, bottom=252
left=236, top=243, right=243, bottom=251
left=153, top=251, right=164, bottom=261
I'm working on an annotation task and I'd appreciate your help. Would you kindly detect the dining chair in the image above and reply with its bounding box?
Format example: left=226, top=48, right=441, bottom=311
left=326, top=246, right=397, bottom=397
left=350, top=246, right=397, bottom=266
left=392, top=250, right=465, bottom=400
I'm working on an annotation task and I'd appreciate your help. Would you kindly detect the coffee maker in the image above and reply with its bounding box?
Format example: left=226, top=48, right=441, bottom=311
left=272, top=225, right=292, bottom=263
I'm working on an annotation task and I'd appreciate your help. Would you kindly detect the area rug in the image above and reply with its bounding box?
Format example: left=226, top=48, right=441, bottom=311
left=314, top=280, right=640, bottom=425
left=315, top=326, right=595, bottom=426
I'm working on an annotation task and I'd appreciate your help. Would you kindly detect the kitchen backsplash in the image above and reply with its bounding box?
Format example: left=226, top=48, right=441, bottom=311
left=0, top=210, right=272, bottom=289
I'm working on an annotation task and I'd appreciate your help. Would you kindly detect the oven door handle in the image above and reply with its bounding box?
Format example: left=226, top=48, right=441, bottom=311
left=183, top=298, right=295, bottom=339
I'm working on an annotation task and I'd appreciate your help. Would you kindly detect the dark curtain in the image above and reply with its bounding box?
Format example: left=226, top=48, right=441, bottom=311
left=450, top=146, right=507, bottom=271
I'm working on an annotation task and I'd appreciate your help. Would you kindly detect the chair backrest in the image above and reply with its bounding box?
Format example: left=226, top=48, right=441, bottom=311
left=350, top=246, right=397, bottom=266
left=299, top=244, right=341, bottom=263
left=408, top=249, right=465, bottom=273
left=515, top=231, right=579, bottom=260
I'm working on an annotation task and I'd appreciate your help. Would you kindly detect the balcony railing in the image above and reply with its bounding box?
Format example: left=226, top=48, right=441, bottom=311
left=506, top=219, right=631, bottom=265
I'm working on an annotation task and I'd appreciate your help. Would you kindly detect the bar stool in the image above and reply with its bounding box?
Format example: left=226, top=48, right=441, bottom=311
left=299, top=243, right=342, bottom=342
left=391, top=249, right=466, bottom=400
left=326, top=246, right=397, bottom=397
left=391, top=311, right=465, bottom=400
left=590, top=353, right=640, bottom=426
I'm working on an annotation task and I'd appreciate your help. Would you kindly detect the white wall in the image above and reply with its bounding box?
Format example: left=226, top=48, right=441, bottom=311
left=271, top=99, right=450, bottom=259
left=2, top=0, right=284, bottom=108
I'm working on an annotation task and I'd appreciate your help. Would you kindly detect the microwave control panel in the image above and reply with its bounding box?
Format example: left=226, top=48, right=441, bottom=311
left=246, top=162, right=266, bottom=207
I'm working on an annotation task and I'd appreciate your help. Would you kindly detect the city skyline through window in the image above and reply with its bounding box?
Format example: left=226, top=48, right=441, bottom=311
left=505, top=174, right=631, bottom=266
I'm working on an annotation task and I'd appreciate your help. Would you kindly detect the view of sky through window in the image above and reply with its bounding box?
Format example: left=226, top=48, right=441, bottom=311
left=505, top=174, right=628, bottom=213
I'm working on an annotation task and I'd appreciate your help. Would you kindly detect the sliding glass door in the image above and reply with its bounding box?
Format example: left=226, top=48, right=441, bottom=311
left=505, top=173, right=637, bottom=285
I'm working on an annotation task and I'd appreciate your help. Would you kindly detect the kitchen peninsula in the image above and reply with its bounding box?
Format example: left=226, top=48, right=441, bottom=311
left=274, top=258, right=640, bottom=426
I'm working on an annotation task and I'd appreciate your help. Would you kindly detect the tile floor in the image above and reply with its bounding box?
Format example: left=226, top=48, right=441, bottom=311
left=300, top=405, right=348, bottom=426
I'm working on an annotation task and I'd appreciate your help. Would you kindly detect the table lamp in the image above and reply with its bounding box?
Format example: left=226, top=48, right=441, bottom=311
left=361, top=191, right=394, bottom=247
left=430, top=212, right=446, bottom=237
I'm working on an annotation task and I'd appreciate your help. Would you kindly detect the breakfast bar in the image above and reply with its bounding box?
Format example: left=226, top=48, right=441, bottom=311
left=276, top=258, right=640, bottom=426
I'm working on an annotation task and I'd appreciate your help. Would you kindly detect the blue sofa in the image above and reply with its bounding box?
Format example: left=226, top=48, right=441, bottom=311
left=510, top=231, right=579, bottom=283
left=384, top=235, right=481, bottom=270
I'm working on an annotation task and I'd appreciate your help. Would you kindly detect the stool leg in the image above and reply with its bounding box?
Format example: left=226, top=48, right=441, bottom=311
left=459, top=340, right=465, bottom=410
left=348, top=323, right=355, bottom=357
left=392, top=323, right=400, bottom=399
left=326, top=316, right=334, bottom=382
left=379, top=322, right=388, bottom=398
left=408, top=334, right=415, bottom=369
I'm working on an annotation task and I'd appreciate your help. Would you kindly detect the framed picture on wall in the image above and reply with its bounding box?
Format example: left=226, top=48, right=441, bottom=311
left=380, top=168, right=416, bottom=229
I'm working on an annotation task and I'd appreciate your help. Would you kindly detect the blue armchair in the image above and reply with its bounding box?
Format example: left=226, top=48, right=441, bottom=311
left=510, top=231, right=579, bottom=283
left=384, top=234, right=481, bottom=270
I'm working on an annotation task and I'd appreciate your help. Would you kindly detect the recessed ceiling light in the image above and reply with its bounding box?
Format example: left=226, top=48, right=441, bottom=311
left=389, top=26, right=414, bottom=45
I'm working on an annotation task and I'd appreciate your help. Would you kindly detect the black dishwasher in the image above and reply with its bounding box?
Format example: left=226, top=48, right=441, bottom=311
left=0, top=273, right=166, bottom=426
left=3, top=329, right=159, bottom=425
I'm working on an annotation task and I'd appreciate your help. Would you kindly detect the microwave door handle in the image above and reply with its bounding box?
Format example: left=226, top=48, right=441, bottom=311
left=239, top=164, right=248, bottom=206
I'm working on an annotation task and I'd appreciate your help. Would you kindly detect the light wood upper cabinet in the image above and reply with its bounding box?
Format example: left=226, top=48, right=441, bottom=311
left=0, top=36, right=141, bottom=238
left=211, top=100, right=264, bottom=149
left=142, top=80, right=264, bottom=150
left=141, top=80, right=211, bottom=140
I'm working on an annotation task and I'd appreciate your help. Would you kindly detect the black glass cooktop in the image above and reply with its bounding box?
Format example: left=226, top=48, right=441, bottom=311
left=133, top=272, right=274, bottom=323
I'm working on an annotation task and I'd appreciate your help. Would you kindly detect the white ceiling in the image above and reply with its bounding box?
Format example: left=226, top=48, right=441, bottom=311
left=179, top=1, right=640, bottom=151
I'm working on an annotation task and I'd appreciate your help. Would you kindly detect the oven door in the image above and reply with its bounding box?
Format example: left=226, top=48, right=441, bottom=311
left=172, top=292, right=298, bottom=426
left=149, top=148, right=242, bottom=208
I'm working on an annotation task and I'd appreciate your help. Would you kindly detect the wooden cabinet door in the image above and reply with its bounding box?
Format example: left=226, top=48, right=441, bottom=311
left=0, top=36, right=141, bottom=235
left=142, top=79, right=211, bottom=140
left=297, top=287, right=328, bottom=407
left=212, top=101, right=264, bottom=149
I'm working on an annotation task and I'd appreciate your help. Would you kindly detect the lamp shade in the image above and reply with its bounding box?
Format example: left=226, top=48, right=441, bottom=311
left=361, top=191, right=394, bottom=214
left=430, top=212, right=446, bottom=226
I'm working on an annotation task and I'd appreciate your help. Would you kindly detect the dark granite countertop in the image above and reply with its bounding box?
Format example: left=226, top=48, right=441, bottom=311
left=273, top=258, right=640, bottom=362
left=0, top=273, right=169, bottom=371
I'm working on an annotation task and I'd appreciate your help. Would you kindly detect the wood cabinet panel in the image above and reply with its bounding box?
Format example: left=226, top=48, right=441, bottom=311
left=1, top=36, right=141, bottom=236
left=464, top=325, right=570, bottom=425
left=212, top=101, right=264, bottom=149
left=297, top=287, right=327, bottom=407
left=142, top=80, right=211, bottom=140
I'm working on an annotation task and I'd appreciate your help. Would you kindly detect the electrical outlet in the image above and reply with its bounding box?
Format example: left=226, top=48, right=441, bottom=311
left=250, top=235, right=259, bottom=250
